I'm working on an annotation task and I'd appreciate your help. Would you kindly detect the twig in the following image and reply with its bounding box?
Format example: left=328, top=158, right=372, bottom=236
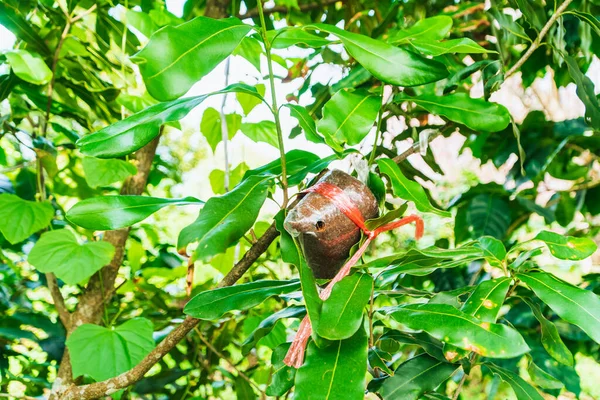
left=195, top=327, right=266, bottom=395
left=46, top=273, right=71, bottom=329
left=504, top=0, right=574, bottom=79
left=238, top=0, right=340, bottom=19
left=392, top=125, right=453, bottom=164
left=452, top=370, right=468, bottom=400
left=221, top=59, right=231, bottom=192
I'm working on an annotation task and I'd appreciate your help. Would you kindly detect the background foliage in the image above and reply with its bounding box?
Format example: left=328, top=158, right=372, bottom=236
left=1, top=0, right=600, bottom=399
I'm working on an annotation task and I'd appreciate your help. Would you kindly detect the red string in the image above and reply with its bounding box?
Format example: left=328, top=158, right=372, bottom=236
left=284, top=179, right=425, bottom=368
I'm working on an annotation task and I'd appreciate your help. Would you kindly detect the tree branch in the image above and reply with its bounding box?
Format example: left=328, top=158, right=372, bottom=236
left=45, top=273, right=71, bottom=329
left=392, top=124, right=455, bottom=164
left=504, top=0, right=574, bottom=79
left=238, top=0, right=340, bottom=19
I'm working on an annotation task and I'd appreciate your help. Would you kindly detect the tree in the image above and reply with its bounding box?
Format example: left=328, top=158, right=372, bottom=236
left=1, top=0, right=600, bottom=399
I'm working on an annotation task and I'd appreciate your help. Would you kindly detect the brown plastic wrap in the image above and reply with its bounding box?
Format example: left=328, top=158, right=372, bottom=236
left=284, top=169, right=378, bottom=279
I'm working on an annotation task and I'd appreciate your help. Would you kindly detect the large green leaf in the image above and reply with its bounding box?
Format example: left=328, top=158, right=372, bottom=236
left=66, top=318, right=155, bottom=381
left=66, top=196, right=202, bottom=230
left=485, top=363, right=544, bottom=400
left=373, top=354, right=456, bottom=400
left=388, top=303, right=529, bottom=358
left=388, top=16, right=453, bottom=44
left=28, top=230, right=115, bottom=285
left=178, top=175, right=270, bottom=260
left=0, top=194, right=54, bottom=244
left=564, top=56, right=600, bottom=128
left=410, top=38, right=494, bottom=56
left=462, top=277, right=511, bottom=322
left=518, top=271, right=600, bottom=344
left=82, top=157, right=137, bottom=188
left=295, top=326, right=368, bottom=400
left=284, top=104, right=324, bottom=144
left=534, top=230, right=597, bottom=260
left=465, top=194, right=511, bottom=239
left=77, top=84, right=263, bottom=158
left=184, top=280, right=300, bottom=319
left=243, top=149, right=320, bottom=186
left=0, top=3, right=49, bottom=55
left=5, top=50, right=51, bottom=85
left=308, top=24, right=448, bottom=86
left=133, top=17, right=252, bottom=100
left=240, top=120, right=278, bottom=148
left=316, top=273, right=372, bottom=340
left=200, top=108, right=241, bottom=152
left=398, top=93, right=510, bottom=132
left=270, top=28, right=331, bottom=48
left=378, top=159, right=450, bottom=217
left=317, top=90, right=380, bottom=150
left=522, top=297, right=573, bottom=366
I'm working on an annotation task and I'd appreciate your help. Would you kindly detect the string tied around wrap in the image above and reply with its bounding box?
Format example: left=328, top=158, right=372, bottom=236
left=284, top=179, right=425, bottom=368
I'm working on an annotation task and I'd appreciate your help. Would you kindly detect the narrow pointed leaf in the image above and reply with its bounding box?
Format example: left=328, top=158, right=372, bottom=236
left=77, top=84, right=262, bottom=158
left=534, top=230, right=597, bottom=260
left=243, top=149, right=320, bottom=186
left=184, top=280, right=300, bottom=320
left=388, top=303, right=529, bottom=358
left=270, top=28, right=330, bottom=48
left=28, top=230, right=115, bottom=285
left=242, top=306, right=305, bottom=354
left=284, top=104, right=324, bottom=144
left=0, top=194, right=54, bottom=244
left=373, top=354, right=456, bottom=400
left=267, top=343, right=296, bottom=396
left=564, top=56, right=600, bottom=128
left=462, top=277, right=511, bottom=322
left=410, top=38, right=494, bottom=56
left=388, top=16, right=453, bottom=44
left=295, top=326, right=368, bottom=400
left=317, top=90, right=380, bottom=149
left=397, top=93, right=510, bottom=132
left=368, top=347, right=394, bottom=375
left=475, top=237, right=506, bottom=269
left=308, top=23, right=448, bottom=86
left=134, top=17, right=252, bottom=100
left=178, top=175, right=271, bottom=260
left=518, top=271, right=600, bottom=345
left=378, top=159, right=450, bottom=216
left=316, top=273, right=373, bottom=340
left=67, top=196, right=202, bottom=230
left=485, top=363, right=544, bottom=400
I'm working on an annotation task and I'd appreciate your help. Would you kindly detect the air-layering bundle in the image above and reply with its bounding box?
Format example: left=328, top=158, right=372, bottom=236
left=283, top=170, right=424, bottom=367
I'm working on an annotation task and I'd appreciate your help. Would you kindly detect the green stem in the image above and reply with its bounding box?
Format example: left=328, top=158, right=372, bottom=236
left=256, top=1, right=289, bottom=207
left=368, top=108, right=384, bottom=166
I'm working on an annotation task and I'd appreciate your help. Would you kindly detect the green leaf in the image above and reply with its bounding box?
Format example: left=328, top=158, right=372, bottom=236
left=178, top=175, right=271, bottom=261
left=410, top=38, right=494, bottom=56
left=388, top=303, right=529, bottom=358
left=490, top=10, right=530, bottom=42
left=388, top=16, right=453, bottom=44
left=368, top=347, right=394, bottom=375
left=566, top=11, right=600, bottom=38
left=465, top=194, right=511, bottom=239
left=284, top=104, right=324, bottom=144
left=308, top=23, right=448, bottom=86
left=534, top=230, right=597, bottom=260
left=267, top=343, right=296, bottom=397
left=78, top=83, right=263, bottom=158
left=270, top=28, right=330, bottom=49
left=243, top=149, right=320, bottom=186
left=200, top=108, right=241, bottom=152
left=233, top=36, right=263, bottom=72
left=485, top=363, right=544, bottom=400
left=475, top=237, right=507, bottom=269
left=236, top=83, right=265, bottom=115
left=4, top=50, right=52, bottom=85
left=240, top=121, right=279, bottom=148
left=66, top=196, right=202, bottom=231
left=82, top=157, right=137, bottom=188
left=373, top=354, right=456, bottom=400
left=28, top=230, right=115, bottom=285
left=522, top=297, right=573, bottom=366
left=564, top=56, right=600, bottom=128
left=317, top=90, right=380, bottom=149
left=295, top=325, right=368, bottom=400
left=378, top=159, right=450, bottom=217
left=242, top=306, right=305, bottom=354
left=398, top=93, right=510, bottom=132
left=209, top=162, right=249, bottom=195
left=515, top=0, right=546, bottom=31
left=518, top=271, right=600, bottom=345
left=0, top=194, right=54, bottom=244
left=0, top=3, right=49, bottom=55
left=462, top=277, right=511, bottom=322
left=527, top=357, right=564, bottom=390
left=66, top=318, right=155, bottom=381
left=316, top=273, right=372, bottom=340
left=133, top=17, right=252, bottom=101
left=183, top=280, right=300, bottom=319
left=275, top=210, right=301, bottom=267
left=379, top=330, right=446, bottom=361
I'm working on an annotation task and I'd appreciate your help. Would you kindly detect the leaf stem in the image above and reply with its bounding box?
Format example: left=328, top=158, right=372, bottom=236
left=256, top=1, right=289, bottom=207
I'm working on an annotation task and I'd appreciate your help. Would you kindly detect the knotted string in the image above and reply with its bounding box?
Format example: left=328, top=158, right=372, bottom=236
left=284, top=181, right=424, bottom=368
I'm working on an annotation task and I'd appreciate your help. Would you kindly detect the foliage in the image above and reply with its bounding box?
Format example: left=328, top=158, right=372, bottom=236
left=1, top=0, right=600, bottom=399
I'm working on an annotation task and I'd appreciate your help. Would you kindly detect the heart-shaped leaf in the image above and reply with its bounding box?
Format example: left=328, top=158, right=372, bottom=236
left=66, top=318, right=155, bottom=381
left=178, top=175, right=271, bottom=261
left=200, top=108, right=241, bottom=152
left=184, top=280, right=300, bottom=320
left=388, top=303, right=529, bottom=358
left=534, top=230, right=597, bottom=260
left=82, top=157, right=137, bottom=188
left=133, top=17, right=252, bottom=101
left=0, top=194, right=54, bottom=244
left=67, top=196, right=203, bottom=230
left=28, top=230, right=115, bottom=285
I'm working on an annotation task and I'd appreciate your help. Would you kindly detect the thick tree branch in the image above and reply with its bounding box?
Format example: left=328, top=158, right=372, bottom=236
left=238, top=0, right=340, bottom=19
left=504, top=0, right=574, bottom=79
left=45, top=273, right=71, bottom=329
